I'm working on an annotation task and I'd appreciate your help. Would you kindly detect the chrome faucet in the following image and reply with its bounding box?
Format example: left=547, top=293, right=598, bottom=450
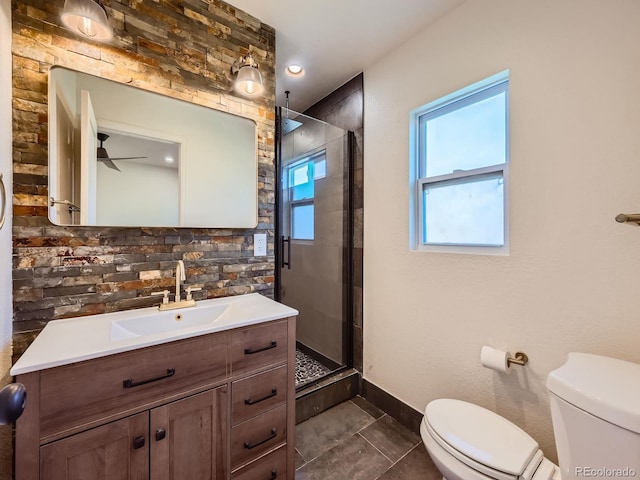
left=151, top=260, right=201, bottom=311
left=175, top=260, right=186, bottom=303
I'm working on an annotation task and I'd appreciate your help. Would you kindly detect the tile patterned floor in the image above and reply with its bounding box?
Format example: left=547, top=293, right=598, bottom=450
left=295, top=396, right=442, bottom=480
left=295, top=349, right=331, bottom=388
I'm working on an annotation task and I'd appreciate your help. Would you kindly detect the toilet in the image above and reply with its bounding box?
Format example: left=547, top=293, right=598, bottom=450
left=420, top=353, right=640, bottom=480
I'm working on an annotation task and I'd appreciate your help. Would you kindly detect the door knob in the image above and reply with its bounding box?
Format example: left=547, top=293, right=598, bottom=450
left=0, top=383, right=26, bottom=424
left=132, top=436, right=145, bottom=449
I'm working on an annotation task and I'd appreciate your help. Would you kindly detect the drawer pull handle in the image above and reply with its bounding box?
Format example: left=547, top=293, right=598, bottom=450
left=244, top=341, right=277, bottom=355
left=245, top=388, right=277, bottom=406
left=133, top=436, right=145, bottom=450
left=244, top=428, right=277, bottom=450
left=155, top=428, right=166, bottom=441
left=270, top=469, right=278, bottom=479
left=123, top=368, right=175, bottom=388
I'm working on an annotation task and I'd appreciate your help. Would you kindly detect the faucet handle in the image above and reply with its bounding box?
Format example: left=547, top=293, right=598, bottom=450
left=185, top=286, right=202, bottom=301
left=151, top=289, right=170, bottom=305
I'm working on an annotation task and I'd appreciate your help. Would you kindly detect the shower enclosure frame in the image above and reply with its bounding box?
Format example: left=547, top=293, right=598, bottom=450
left=274, top=106, right=355, bottom=387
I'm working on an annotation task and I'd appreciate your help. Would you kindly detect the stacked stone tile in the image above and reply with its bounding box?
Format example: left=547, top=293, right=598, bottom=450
left=10, top=0, right=276, bottom=356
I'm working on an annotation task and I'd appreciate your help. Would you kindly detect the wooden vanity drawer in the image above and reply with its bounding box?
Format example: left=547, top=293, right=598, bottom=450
left=232, top=445, right=287, bottom=480
left=230, top=320, right=288, bottom=376
left=232, top=365, right=287, bottom=425
left=39, top=332, right=227, bottom=441
left=231, top=404, right=287, bottom=470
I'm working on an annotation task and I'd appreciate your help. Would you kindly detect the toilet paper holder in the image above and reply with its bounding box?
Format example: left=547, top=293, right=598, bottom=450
left=507, top=352, right=529, bottom=367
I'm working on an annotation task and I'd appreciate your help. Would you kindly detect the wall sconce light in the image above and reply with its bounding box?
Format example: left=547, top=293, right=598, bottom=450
left=61, top=0, right=113, bottom=42
left=231, top=53, right=264, bottom=98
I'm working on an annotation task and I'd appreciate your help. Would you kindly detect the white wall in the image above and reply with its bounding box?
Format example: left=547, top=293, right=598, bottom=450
left=97, top=161, right=179, bottom=226
left=364, top=0, right=640, bottom=461
left=0, top=0, right=12, bottom=475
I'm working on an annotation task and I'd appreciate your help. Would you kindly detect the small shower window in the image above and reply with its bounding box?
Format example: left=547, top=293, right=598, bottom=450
left=292, top=203, right=314, bottom=240
left=286, top=151, right=326, bottom=241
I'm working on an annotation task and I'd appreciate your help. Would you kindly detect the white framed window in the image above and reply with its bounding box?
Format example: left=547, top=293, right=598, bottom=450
left=285, top=151, right=326, bottom=241
left=410, top=71, right=509, bottom=254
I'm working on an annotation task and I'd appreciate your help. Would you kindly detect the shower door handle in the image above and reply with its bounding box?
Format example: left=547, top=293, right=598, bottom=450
left=0, top=173, right=6, bottom=231
left=281, top=236, right=291, bottom=269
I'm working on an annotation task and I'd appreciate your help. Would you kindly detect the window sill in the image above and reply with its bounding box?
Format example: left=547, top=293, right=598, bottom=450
left=411, top=243, right=509, bottom=256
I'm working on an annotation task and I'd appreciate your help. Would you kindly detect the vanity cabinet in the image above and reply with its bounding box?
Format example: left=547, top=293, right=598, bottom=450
left=15, top=316, right=296, bottom=480
left=40, top=412, right=149, bottom=479
left=150, top=388, right=227, bottom=479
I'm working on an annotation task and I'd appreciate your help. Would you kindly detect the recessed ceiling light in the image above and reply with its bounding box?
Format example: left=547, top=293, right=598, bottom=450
left=165, top=156, right=174, bottom=163
left=285, top=64, right=305, bottom=77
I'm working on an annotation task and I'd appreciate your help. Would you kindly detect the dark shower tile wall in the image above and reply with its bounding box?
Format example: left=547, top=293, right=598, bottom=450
left=293, top=76, right=426, bottom=435
left=303, top=74, right=364, bottom=373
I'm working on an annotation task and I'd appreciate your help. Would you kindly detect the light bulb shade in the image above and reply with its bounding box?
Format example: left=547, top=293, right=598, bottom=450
left=61, top=0, right=113, bottom=41
left=234, top=65, right=264, bottom=97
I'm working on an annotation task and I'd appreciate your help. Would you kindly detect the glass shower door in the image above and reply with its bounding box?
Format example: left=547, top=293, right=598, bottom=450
left=277, top=109, right=351, bottom=389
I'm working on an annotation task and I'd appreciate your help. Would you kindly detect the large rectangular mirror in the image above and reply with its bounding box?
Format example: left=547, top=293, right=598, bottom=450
left=48, top=67, right=258, bottom=228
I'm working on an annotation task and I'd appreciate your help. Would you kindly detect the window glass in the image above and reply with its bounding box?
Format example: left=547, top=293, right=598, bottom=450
left=423, top=174, right=504, bottom=246
left=291, top=162, right=313, bottom=201
left=314, top=158, right=327, bottom=180
left=424, top=92, right=506, bottom=178
left=292, top=203, right=314, bottom=240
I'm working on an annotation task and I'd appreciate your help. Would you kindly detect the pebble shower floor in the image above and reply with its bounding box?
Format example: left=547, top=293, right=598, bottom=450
left=295, top=350, right=331, bottom=388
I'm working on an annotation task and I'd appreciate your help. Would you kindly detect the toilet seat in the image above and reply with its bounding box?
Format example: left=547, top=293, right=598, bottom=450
left=423, top=399, right=548, bottom=480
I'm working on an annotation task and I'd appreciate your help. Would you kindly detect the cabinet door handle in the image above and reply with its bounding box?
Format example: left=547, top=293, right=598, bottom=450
left=244, top=341, right=277, bottom=355
left=155, top=428, right=166, bottom=441
left=244, top=428, right=277, bottom=450
left=270, top=469, right=278, bottom=479
left=132, top=436, right=145, bottom=449
left=244, top=388, right=277, bottom=406
left=123, top=368, right=175, bottom=388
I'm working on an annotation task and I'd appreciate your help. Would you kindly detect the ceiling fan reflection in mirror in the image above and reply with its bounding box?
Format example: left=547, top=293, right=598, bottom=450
left=97, top=132, right=148, bottom=172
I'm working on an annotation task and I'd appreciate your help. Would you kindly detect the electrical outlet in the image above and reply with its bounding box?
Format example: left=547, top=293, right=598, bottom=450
left=254, top=233, right=267, bottom=256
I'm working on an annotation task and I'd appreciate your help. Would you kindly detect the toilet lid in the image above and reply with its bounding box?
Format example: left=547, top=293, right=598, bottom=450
left=547, top=352, right=640, bottom=434
left=425, top=399, right=540, bottom=477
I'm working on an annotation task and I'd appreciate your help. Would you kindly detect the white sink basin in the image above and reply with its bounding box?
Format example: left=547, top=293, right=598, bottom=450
left=10, top=293, right=299, bottom=376
left=110, top=303, right=230, bottom=341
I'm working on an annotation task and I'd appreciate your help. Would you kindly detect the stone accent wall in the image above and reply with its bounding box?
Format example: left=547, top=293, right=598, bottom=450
left=11, top=0, right=276, bottom=356
left=304, top=73, right=364, bottom=373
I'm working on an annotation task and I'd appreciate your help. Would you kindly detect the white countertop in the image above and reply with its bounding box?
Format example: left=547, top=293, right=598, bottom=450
left=11, top=293, right=298, bottom=376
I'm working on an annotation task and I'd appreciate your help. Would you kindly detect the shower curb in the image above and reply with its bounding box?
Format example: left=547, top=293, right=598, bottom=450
left=295, top=368, right=360, bottom=424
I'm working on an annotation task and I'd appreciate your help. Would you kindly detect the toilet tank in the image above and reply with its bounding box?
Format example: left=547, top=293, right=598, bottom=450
left=547, top=353, right=640, bottom=480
